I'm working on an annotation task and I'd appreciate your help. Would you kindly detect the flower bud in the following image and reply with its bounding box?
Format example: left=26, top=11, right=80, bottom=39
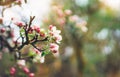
left=23, top=67, right=30, bottom=74
left=0, top=28, right=6, bottom=33
left=34, top=26, right=40, bottom=33
left=40, top=29, right=46, bottom=37
left=29, top=73, right=35, bottom=77
left=50, top=43, right=59, bottom=53
left=28, top=27, right=34, bottom=33
left=10, top=67, right=16, bottom=75
left=49, top=25, right=53, bottom=30
left=15, top=21, right=25, bottom=27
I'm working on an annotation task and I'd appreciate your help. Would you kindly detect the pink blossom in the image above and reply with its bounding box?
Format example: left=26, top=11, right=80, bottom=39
left=54, top=35, right=62, bottom=44
left=33, top=26, right=40, bottom=33
left=57, top=9, right=64, bottom=17
left=15, top=21, right=25, bottom=27
left=10, top=67, right=16, bottom=75
left=50, top=43, right=60, bottom=57
left=64, top=9, right=72, bottom=15
left=59, top=18, right=66, bottom=25
left=39, top=29, right=46, bottom=37
left=49, top=25, right=54, bottom=31
left=50, top=43, right=59, bottom=53
left=69, top=15, right=79, bottom=22
left=49, top=25, right=62, bottom=43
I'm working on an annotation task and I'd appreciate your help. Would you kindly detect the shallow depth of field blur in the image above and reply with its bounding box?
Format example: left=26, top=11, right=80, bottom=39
left=0, top=0, right=120, bottom=77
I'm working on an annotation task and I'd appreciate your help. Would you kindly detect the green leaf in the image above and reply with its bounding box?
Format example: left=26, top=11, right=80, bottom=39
left=41, top=52, right=45, bottom=57
left=28, top=34, right=35, bottom=38
left=20, top=28, right=25, bottom=36
left=45, top=50, right=50, bottom=54
left=28, top=51, right=36, bottom=56
left=41, top=50, right=50, bottom=57
left=20, top=28, right=24, bottom=33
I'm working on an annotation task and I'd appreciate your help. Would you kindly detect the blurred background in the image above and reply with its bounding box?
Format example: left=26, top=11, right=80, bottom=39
left=0, top=0, right=120, bottom=77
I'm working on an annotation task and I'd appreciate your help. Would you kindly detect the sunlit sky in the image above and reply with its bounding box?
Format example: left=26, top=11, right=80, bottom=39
left=100, top=0, right=120, bottom=11
left=1, top=0, right=120, bottom=24
left=2, top=0, right=51, bottom=25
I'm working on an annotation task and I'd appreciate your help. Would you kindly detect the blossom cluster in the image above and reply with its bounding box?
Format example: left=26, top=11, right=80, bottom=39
left=0, top=0, right=63, bottom=76
left=0, top=16, right=62, bottom=76
left=44, top=5, right=87, bottom=32
left=10, top=66, right=35, bottom=77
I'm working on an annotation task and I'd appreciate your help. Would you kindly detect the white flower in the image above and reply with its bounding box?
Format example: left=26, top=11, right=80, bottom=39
left=54, top=34, right=62, bottom=44
left=49, top=25, right=62, bottom=43
left=32, top=50, right=45, bottom=63
left=40, top=56, right=45, bottom=63
left=17, top=60, right=26, bottom=66
left=49, top=25, right=61, bottom=34
left=69, top=15, right=79, bottom=22
left=76, top=20, right=88, bottom=32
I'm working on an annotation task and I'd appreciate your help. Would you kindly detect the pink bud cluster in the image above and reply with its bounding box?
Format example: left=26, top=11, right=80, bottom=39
left=10, top=66, right=35, bottom=77
left=34, top=26, right=40, bottom=33
left=49, top=25, right=62, bottom=57
left=14, top=20, right=46, bottom=37
left=69, top=15, right=88, bottom=32
left=1, top=14, right=62, bottom=76
left=35, top=26, right=46, bottom=37
left=22, top=67, right=35, bottom=77
left=50, top=43, right=59, bottom=53
left=50, top=43, right=60, bottom=57
left=52, top=6, right=72, bottom=26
